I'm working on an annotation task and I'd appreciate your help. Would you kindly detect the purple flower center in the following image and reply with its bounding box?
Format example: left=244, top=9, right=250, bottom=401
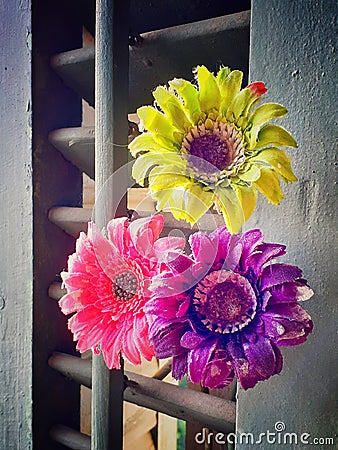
left=193, top=270, right=257, bottom=334
left=189, top=134, right=230, bottom=173
left=112, top=271, right=138, bottom=301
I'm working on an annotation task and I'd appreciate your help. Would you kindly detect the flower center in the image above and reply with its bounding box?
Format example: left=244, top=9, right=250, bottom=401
left=193, top=270, right=257, bottom=334
left=182, top=121, right=245, bottom=181
left=112, top=271, right=138, bottom=301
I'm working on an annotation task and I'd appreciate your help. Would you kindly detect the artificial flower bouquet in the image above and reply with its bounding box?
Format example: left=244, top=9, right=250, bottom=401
left=59, top=66, right=313, bottom=390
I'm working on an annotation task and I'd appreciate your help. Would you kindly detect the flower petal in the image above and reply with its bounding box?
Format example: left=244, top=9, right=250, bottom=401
left=248, top=243, right=286, bottom=276
left=249, top=147, right=297, bottom=183
left=153, top=86, right=192, bottom=131
left=269, top=281, right=314, bottom=304
left=172, top=352, right=188, bottom=380
left=128, top=133, right=165, bottom=157
left=214, top=185, right=244, bottom=234
left=255, top=124, right=297, bottom=149
left=187, top=338, right=218, bottom=384
left=150, top=318, right=189, bottom=358
left=202, top=357, right=234, bottom=389
left=249, top=103, right=288, bottom=128
left=195, top=65, right=220, bottom=113
left=227, top=340, right=263, bottom=390
left=133, top=314, right=154, bottom=361
left=242, top=334, right=278, bottom=379
left=217, top=67, right=243, bottom=114
left=253, top=167, right=284, bottom=205
left=169, top=78, right=201, bottom=124
left=232, top=183, right=258, bottom=222
left=137, top=105, right=177, bottom=143
left=260, top=263, right=303, bottom=290
left=181, top=331, right=208, bottom=350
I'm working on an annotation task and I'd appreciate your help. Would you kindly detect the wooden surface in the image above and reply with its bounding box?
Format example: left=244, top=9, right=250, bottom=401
left=0, top=1, right=33, bottom=448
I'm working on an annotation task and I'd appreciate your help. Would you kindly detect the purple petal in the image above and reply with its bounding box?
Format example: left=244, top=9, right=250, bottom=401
left=150, top=318, right=189, bottom=358
left=202, top=357, right=234, bottom=389
left=167, top=253, right=194, bottom=274
left=227, top=340, right=263, bottom=390
left=262, top=305, right=313, bottom=346
left=225, top=235, right=243, bottom=271
left=187, top=338, right=218, bottom=384
left=269, top=281, right=314, bottom=304
left=240, top=229, right=264, bottom=271
left=260, top=264, right=303, bottom=291
left=172, top=352, right=188, bottom=380
left=248, top=243, right=286, bottom=276
left=242, top=335, right=278, bottom=379
left=189, top=231, right=218, bottom=265
left=145, top=296, right=183, bottom=319
left=209, top=226, right=231, bottom=264
left=181, top=331, right=208, bottom=349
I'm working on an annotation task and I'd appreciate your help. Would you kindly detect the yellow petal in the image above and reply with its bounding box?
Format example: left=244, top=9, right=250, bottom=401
left=153, top=86, right=192, bottom=132
left=129, top=133, right=167, bottom=157
left=214, top=185, right=244, bottom=234
left=253, top=167, right=284, bottom=205
left=232, top=183, right=258, bottom=221
left=169, top=78, right=201, bottom=124
left=249, top=148, right=297, bottom=182
left=132, top=152, right=186, bottom=185
left=195, top=65, right=220, bottom=113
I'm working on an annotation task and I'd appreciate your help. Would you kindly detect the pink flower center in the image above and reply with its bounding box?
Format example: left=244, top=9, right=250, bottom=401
left=193, top=270, right=257, bottom=334
left=112, top=271, right=138, bottom=301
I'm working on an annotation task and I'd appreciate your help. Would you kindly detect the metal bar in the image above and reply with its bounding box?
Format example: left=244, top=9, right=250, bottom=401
left=49, top=352, right=236, bottom=434
left=93, top=0, right=129, bottom=449
left=50, top=425, right=90, bottom=450
left=48, top=207, right=226, bottom=238
left=51, top=11, right=250, bottom=111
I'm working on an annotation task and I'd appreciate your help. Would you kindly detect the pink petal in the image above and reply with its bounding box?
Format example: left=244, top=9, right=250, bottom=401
left=107, top=217, right=129, bottom=254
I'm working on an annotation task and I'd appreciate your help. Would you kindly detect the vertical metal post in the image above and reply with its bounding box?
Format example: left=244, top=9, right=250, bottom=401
left=92, top=1, right=129, bottom=449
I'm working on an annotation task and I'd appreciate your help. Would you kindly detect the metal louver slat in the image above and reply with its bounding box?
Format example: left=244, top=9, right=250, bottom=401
left=49, top=352, right=236, bottom=434
left=51, top=11, right=250, bottom=111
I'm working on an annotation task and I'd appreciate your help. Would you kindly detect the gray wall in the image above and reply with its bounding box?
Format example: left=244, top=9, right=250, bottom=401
left=237, top=1, right=337, bottom=448
left=0, top=1, right=33, bottom=448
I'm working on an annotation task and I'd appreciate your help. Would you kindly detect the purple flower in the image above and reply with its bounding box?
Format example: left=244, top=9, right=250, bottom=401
left=146, top=227, right=313, bottom=390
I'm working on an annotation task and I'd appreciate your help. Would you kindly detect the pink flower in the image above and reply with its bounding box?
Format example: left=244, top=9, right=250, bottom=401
left=59, top=215, right=185, bottom=369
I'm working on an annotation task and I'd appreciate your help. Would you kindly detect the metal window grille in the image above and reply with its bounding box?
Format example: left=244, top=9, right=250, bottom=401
left=39, top=1, right=250, bottom=448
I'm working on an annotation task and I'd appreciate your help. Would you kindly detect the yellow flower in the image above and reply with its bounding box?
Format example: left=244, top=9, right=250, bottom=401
left=129, top=66, right=297, bottom=233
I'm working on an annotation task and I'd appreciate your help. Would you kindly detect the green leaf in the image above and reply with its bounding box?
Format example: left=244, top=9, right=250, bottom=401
left=253, top=167, right=284, bottom=204
left=249, top=148, right=297, bottom=182
left=232, top=183, right=258, bottom=221
left=153, top=86, right=192, bottom=132
left=255, top=124, right=298, bottom=149
left=249, top=103, right=288, bottom=128
left=214, top=185, right=244, bottom=234
left=169, top=78, right=201, bottom=124
left=217, top=69, right=243, bottom=114
left=195, top=66, right=220, bottom=113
